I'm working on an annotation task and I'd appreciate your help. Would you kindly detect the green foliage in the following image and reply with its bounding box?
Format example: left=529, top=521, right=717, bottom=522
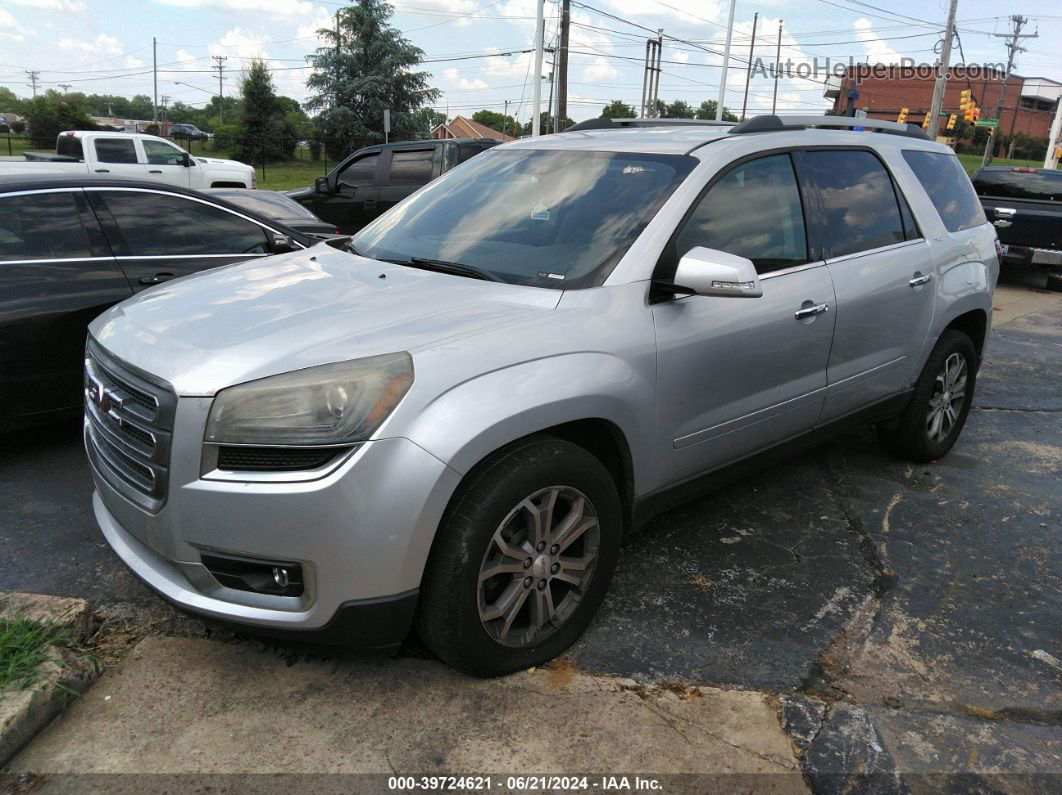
left=472, top=109, right=518, bottom=137
left=694, top=100, right=738, bottom=122
left=235, top=59, right=296, bottom=163
left=0, top=87, right=24, bottom=115
left=306, top=0, right=440, bottom=159
left=601, top=99, right=636, bottom=119
left=662, top=99, right=695, bottom=119
left=211, top=123, right=241, bottom=153
left=412, top=107, right=446, bottom=138
left=23, top=96, right=96, bottom=147
left=0, top=618, right=70, bottom=692
left=519, top=112, right=575, bottom=136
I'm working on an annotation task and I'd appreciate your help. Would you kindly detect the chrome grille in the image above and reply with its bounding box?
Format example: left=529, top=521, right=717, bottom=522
left=84, top=342, right=176, bottom=513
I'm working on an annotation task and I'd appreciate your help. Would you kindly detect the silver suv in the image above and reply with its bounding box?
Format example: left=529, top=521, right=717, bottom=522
left=86, top=116, right=999, bottom=676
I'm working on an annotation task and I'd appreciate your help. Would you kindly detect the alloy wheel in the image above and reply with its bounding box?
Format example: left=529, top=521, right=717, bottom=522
left=926, top=352, right=968, bottom=444
left=477, top=486, right=601, bottom=648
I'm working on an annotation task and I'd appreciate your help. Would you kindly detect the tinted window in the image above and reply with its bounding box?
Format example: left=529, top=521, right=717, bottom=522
left=143, top=139, right=186, bottom=166
left=675, top=154, right=807, bottom=274
left=99, top=191, right=269, bottom=256
left=56, top=135, right=84, bottom=160
left=458, top=142, right=486, bottom=163
left=804, top=150, right=904, bottom=258
left=898, top=189, right=921, bottom=240
left=902, top=150, right=986, bottom=233
left=213, top=190, right=318, bottom=220
left=94, top=138, right=138, bottom=164
left=972, top=168, right=1062, bottom=201
left=338, top=153, right=378, bottom=189
left=352, top=149, right=695, bottom=289
left=0, top=192, right=92, bottom=261
left=388, top=149, right=434, bottom=185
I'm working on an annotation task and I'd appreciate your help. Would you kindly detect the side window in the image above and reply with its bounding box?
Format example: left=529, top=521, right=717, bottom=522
left=98, top=191, right=269, bottom=256
left=143, top=139, right=186, bottom=166
left=94, top=138, right=138, bottom=164
left=803, top=150, right=905, bottom=258
left=0, top=192, right=93, bottom=261
left=675, top=153, right=808, bottom=274
left=388, top=149, right=434, bottom=185
left=457, top=142, right=486, bottom=164
left=897, top=188, right=921, bottom=241
left=903, top=150, right=987, bottom=233
left=338, top=153, right=379, bottom=190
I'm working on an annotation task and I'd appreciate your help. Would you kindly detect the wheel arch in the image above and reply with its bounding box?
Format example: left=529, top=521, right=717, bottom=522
left=944, top=308, right=989, bottom=359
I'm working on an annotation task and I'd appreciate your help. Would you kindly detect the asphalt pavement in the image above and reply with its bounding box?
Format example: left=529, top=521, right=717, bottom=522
left=1, top=272, right=1059, bottom=789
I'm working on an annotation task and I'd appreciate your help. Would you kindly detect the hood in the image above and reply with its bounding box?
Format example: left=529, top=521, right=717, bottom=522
left=89, top=243, right=561, bottom=396
left=195, top=156, right=253, bottom=172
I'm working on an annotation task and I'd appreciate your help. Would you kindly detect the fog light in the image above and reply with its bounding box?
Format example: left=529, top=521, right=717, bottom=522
left=273, top=567, right=290, bottom=589
left=200, top=552, right=304, bottom=597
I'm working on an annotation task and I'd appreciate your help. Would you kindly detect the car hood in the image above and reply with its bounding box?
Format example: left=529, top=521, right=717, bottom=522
left=89, top=243, right=561, bottom=396
left=195, top=156, right=252, bottom=172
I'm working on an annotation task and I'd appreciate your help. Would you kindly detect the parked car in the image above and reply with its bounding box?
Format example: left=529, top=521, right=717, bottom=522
left=0, top=175, right=311, bottom=431
left=0, top=131, right=255, bottom=189
left=171, top=123, right=209, bottom=142
left=206, top=188, right=340, bottom=238
left=86, top=116, right=998, bottom=676
left=971, top=165, right=1062, bottom=291
left=287, top=136, right=502, bottom=234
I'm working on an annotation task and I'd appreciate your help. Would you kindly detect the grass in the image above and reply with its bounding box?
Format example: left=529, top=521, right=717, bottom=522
left=957, top=153, right=1048, bottom=174
left=0, top=618, right=68, bottom=693
left=255, top=157, right=331, bottom=191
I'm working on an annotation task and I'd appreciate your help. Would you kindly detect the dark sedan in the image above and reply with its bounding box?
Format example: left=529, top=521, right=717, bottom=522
left=206, top=188, right=340, bottom=238
left=0, top=175, right=313, bottom=430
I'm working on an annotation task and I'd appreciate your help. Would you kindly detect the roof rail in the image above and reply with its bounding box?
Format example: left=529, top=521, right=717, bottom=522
left=728, top=114, right=930, bottom=140
left=564, top=117, right=735, bottom=132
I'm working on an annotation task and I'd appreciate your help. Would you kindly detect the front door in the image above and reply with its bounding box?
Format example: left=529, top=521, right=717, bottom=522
left=653, top=153, right=836, bottom=487
left=141, top=138, right=193, bottom=188
left=314, top=150, right=381, bottom=233
left=90, top=136, right=143, bottom=179
left=799, top=149, right=936, bottom=422
left=377, top=146, right=438, bottom=215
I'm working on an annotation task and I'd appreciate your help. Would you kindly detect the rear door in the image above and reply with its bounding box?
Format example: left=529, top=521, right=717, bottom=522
left=0, top=188, right=129, bottom=419
left=89, top=136, right=143, bottom=179
left=141, top=138, right=193, bottom=188
left=87, top=188, right=273, bottom=289
left=801, top=148, right=935, bottom=422
left=377, top=145, right=439, bottom=215
left=314, top=150, right=381, bottom=233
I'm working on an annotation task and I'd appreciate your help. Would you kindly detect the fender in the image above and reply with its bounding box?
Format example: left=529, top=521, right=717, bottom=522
left=914, top=257, right=993, bottom=376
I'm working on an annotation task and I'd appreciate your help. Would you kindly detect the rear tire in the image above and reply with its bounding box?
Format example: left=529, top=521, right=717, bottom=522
left=416, top=437, right=622, bottom=677
left=878, top=330, right=977, bottom=462
left=1046, top=273, right=1062, bottom=292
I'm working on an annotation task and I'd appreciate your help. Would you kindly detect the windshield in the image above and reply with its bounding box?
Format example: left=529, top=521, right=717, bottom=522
left=350, top=148, right=696, bottom=289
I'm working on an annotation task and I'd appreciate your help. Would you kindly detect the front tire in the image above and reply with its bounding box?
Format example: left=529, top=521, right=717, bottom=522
left=416, top=437, right=622, bottom=677
left=878, top=329, right=977, bottom=462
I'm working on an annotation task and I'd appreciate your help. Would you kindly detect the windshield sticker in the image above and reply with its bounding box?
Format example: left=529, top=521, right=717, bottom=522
left=531, top=203, right=550, bottom=221
left=538, top=272, right=565, bottom=280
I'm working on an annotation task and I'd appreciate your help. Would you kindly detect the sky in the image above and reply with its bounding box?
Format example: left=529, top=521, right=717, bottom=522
left=2, top=0, right=1062, bottom=127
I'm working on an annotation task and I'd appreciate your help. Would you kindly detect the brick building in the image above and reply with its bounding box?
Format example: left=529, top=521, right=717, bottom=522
left=826, top=66, right=1061, bottom=140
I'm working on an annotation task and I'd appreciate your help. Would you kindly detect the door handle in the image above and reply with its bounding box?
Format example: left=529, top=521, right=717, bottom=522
left=94, top=169, right=109, bottom=173
left=139, top=273, right=175, bottom=285
left=993, top=220, right=1012, bottom=228
left=794, top=302, right=829, bottom=319
left=909, top=273, right=933, bottom=287
left=148, top=169, right=162, bottom=173
left=994, top=207, right=1016, bottom=217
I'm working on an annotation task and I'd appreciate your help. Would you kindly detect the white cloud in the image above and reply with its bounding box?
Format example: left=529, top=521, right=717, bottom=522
left=442, top=67, right=488, bottom=90
left=58, top=34, right=124, bottom=55
left=668, top=48, right=689, bottom=64
left=175, top=49, right=202, bottom=70
left=6, top=0, right=85, bottom=12
left=0, top=8, right=29, bottom=41
left=603, top=0, right=721, bottom=22
left=582, top=56, right=618, bottom=83
left=483, top=47, right=534, bottom=79
left=853, top=18, right=901, bottom=64
left=125, top=55, right=145, bottom=68
left=295, top=5, right=333, bottom=40
left=152, top=0, right=313, bottom=14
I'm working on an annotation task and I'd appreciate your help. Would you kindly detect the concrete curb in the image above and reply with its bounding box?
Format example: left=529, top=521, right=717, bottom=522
left=0, top=593, right=98, bottom=768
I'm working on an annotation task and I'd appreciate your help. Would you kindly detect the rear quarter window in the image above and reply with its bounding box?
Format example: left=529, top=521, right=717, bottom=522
left=902, top=150, right=986, bottom=233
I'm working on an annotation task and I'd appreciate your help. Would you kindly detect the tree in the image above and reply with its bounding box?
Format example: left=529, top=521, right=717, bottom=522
left=694, top=100, right=738, bottom=122
left=519, top=112, right=575, bottom=136
left=0, top=87, right=24, bottom=115
left=662, top=99, right=695, bottom=119
left=601, top=100, right=636, bottom=119
left=473, top=109, right=518, bottom=138
left=412, top=107, right=445, bottom=138
left=305, top=0, right=440, bottom=159
left=235, top=59, right=295, bottom=163
left=23, top=96, right=95, bottom=147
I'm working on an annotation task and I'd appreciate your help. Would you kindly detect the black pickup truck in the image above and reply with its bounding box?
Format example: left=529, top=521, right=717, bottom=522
left=288, top=136, right=503, bottom=234
left=971, top=166, right=1062, bottom=291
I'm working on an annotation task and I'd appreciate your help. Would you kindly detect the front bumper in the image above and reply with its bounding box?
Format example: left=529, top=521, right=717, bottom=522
left=88, top=395, right=462, bottom=645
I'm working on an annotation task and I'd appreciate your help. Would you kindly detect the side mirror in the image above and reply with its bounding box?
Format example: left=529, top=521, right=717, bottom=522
left=271, top=234, right=299, bottom=254
left=671, top=246, right=762, bottom=298
left=182, top=152, right=194, bottom=167
left=315, top=176, right=329, bottom=194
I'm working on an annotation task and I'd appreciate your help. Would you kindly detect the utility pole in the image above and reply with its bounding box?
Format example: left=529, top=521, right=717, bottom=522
left=503, top=99, right=510, bottom=138
left=212, top=55, right=228, bottom=125
left=58, top=83, right=72, bottom=94
left=640, top=32, right=663, bottom=117
left=334, top=10, right=342, bottom=109
left=531, top=0, right=544, bottom=136
left=771, top=20, right=783, bottom=115
left=925, top=0, right=957, bottom=140
left=160, top=94, right=170, bottom=123
left=556, top=0, right=570, bottom=131
left=981, top=15, right=1037, bottom=166
left=546, top=62, right=555, bottom=134
left=25, top=70, right=39, bottom=98
left=716, top=0, right=736, bottom=121
left=152, top=37, right=158, bottom=122
left=741, top=13, right=758, bottom=120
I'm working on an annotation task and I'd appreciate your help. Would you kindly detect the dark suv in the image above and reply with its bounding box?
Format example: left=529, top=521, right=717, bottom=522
left=171, top=123, right=208, bottom=142
left=289, top=137, right=502, bottom=234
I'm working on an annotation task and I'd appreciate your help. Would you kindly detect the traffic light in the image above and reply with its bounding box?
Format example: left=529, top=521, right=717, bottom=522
left=959, top=89, right=972, bottom=112
left=922, top=114, right=931, bottom=129
left=947, top=114, right=957, bottom=130
left=964, top=101, right=977, bottom=122
left=897, top=107, right=909, bottom=124
left=970, top=103, right=981, bottom=123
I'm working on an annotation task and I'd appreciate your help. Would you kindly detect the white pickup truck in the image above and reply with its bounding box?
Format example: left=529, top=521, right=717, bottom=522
left=0, top=131, right=255, bottom=189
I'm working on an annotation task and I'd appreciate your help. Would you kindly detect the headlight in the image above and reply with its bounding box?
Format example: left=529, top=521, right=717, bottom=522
left=205, top=352, right=413, bottom=446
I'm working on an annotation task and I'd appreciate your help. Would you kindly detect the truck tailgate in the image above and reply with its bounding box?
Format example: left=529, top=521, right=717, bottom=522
left=980, top=197, right=1062, bottom=251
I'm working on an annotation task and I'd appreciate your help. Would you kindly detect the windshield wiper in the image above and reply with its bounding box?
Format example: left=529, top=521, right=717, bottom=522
left=402, top=256, right=503, bottom=282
